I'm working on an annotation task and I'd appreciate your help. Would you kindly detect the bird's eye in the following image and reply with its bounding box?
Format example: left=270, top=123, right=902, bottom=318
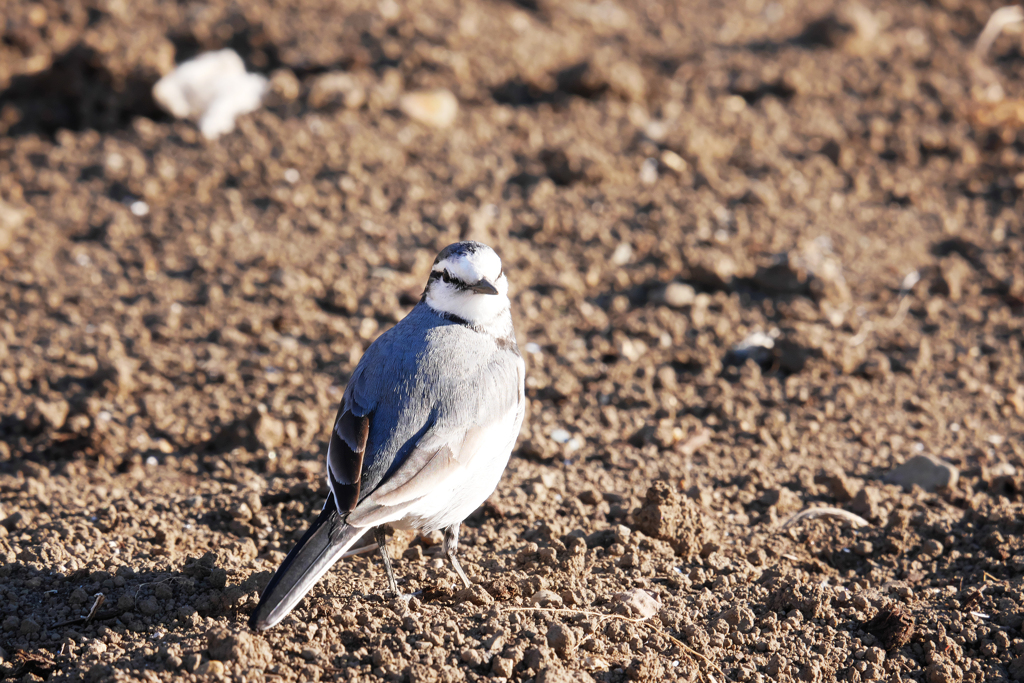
left=442, top=270, right=453, bottom=284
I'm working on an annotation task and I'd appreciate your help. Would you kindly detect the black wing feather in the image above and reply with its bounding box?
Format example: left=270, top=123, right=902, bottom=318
left=327, top=410, right=369, bottom=511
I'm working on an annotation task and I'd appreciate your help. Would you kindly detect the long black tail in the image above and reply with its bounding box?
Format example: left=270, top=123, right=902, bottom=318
left=249, top=493, right=366, bottom=630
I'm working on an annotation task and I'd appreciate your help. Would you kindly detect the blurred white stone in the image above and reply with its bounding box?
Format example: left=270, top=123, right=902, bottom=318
left=639, top=157, right=658, bottom=185
left=152, top=49, right=268, bottom=140
left=399, top=89, right=459, bottom=128
left=611, top=242, right=633, bottom=265
left=308, top=72, right=366, bottom=110
left=663, top=282, right=696, bottom=308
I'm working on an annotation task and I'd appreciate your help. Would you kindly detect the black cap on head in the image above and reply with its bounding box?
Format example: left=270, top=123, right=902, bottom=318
left=433, top=241, right=487, bottom=266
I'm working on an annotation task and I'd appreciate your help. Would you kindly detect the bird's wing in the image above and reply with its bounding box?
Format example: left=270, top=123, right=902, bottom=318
left=343, top=350, right=524, bottom=528
left=325, top=408, right=370, bottom=511
left=345, top=400, right=520, bottom=527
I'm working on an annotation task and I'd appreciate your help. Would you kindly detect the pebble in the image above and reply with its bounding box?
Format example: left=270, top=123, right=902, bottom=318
left=610, top=242, right=633, bottom=266
left=639, top=158, right=659, bottom=185
left=196, top=659, right=224, bottom=675
left=530, top=590, right=563, bottom=607
left=550, top=429, right=572, bottom=444
left=400, top=89, right=459, bottom=128
left=491, top=656, right=514, bottom=677
left=612, top=588, right=661, bottom=619
left=455, top=585, right=493, bottom=606
left=546, top=622, right=576, bottom=658
left=308, top=72, right=366, bottom=110
left=883, top=454, right=959, bottom=492
left=300, top=647, right=321, bottom=661
left=152, top=49, right=268, bottom=140
left=663, top=282, right=695, bottom=308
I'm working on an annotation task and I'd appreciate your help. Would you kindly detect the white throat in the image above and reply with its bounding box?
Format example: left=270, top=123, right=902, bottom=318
left=423, top=244, right=512, bottom=335
left=426, top=286, right=510, bottom=331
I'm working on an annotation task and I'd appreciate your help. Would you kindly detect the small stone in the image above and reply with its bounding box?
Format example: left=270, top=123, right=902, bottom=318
left=827, top=473, right=860, bottom=502
left=34, top=399, right=69, bottom=429
left=244, top=492, right=262, bottom=514
left=269, top=68, right=300, bottom=101
left=663, top=282, right=696, bottom=308
left=151, top=49, right=268, bottom=140
left=399, top=89, right=458, bottom=128
left=613, top=588, right=661, bottom=619
left=492, top=656, right=514, bottom=678
left=884, top=454, right=959, bottom=492
left=921, top=539, right=943, bottom=557
left=308, top=72, right=366, bottom=110
left=138, top=596, right=160, bottom=616
left=182, top=653, right=202, bottom=672
left=853, top=541, right=874, bottom=556
left=230, top=502, right=253, bottom=522
left=253, top=413, right=285, bottom=449
left=531, top=590, right=563, bottom=608
left=455, top=585, right=493, bottom=606
left=850, top=486, right=882, bottom=520
left=197, top=659, right=224, bottom=676
left=402, top=546, right=423, bottom=561
left=460, top=648, right=484, bottom=667
left=300, top=647, right=320, bottom=661
left=547, top=622, right=577, bottom=658
left=19, top=618, right=41, bottom=634
left=722, top=605, right=756, bottom=632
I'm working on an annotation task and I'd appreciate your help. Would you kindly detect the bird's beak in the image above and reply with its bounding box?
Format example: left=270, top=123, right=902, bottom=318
left=470, top=279, right=499, bottom=295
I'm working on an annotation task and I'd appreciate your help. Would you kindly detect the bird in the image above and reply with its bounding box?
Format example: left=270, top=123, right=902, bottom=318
left=250, top=241, right=526, bottom=631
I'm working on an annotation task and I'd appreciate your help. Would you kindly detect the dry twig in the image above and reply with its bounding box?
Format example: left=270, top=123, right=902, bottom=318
left=975, top=6, right=1024, bottom=58
left=777, top=507, right=870, bottom=532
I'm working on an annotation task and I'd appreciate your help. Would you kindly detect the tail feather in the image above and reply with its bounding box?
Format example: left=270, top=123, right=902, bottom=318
left=249, top=494, right=366, bottom=631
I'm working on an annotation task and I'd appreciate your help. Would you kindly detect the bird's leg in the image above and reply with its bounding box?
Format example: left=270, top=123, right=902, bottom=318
left=444, top=523, right=473, bottom=589
left=374, top=527, right=401, bottom=597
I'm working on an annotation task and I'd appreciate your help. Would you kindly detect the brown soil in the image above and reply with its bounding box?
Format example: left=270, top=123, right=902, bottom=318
left=2, top=0, right=1024, bottom=681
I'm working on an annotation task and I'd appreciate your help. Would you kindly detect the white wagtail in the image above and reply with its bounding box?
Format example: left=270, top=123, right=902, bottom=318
left=250, top=241, right=526, bottom=630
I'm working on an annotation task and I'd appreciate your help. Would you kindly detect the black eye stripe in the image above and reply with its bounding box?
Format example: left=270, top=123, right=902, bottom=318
left=430, top=269, right=470, bottom=290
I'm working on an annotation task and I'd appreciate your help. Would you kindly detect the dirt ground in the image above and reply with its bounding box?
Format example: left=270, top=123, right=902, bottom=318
left=2, top=0, right=1024, bottom=681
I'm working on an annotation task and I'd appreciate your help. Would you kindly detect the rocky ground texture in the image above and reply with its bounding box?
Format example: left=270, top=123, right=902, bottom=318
left=2, top=0, right=1024, bottom=681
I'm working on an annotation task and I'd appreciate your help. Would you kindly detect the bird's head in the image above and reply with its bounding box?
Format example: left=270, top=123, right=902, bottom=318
left=423, top=241, right=510, bottom=327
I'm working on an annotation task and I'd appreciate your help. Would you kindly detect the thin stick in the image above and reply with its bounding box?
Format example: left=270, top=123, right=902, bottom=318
left=975, top=6, right=1024, bottom=58
left=85, top=594, right=105, bottom=624
left=499, top=606, right=729, bottom=683
left=342, top=543, right=378, bottom=558
left=777, top=507, right=870, bottom=532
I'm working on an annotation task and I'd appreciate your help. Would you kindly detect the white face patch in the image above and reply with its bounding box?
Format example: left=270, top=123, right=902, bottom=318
left=425, top=244, right=510, bottom=330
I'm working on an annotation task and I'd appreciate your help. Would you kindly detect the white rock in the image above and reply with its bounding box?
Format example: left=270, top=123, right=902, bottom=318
left=663, top=282, right=695, bottom=308
left=152, top=49, right=268, bottom=140
left=399, top=89, right=459, bottom=128
left=613, top=588, right=661, bottom=619
left=639, top=157, right=658, bottom=185
left=884, top=454, right=959, bottom=492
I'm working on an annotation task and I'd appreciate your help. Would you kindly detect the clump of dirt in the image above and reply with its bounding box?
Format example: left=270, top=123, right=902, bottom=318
left=631, top=482, right=708, bottom=559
